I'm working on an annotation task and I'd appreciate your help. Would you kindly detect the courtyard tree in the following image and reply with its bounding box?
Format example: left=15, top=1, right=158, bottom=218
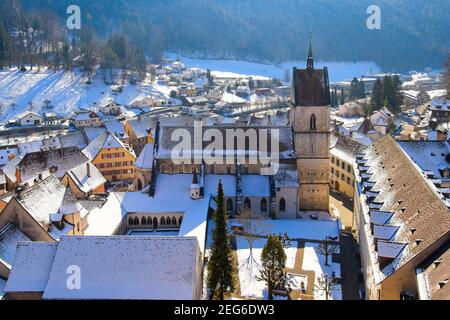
left=317, top=236, right=339, bottom=266
left=237, top=207, right=270, bottom=276
left=315, top=273, right=338, bottom=300
left=207, top=180, right=235, bottom=300
left=257, top=234, right=287, bottom=300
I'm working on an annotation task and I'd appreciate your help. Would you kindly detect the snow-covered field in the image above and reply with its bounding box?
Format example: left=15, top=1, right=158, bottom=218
left=0, top=67, right=167, bottom=122
left=302, top=242, right=342, bottom=300
left=167, top=53, right=381, bottom=83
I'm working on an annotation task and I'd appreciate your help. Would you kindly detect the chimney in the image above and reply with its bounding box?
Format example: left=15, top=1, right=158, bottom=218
left=38, top=173, right=43, bottom=181
left=15, top=167, right=21, bottom=185
left=86, top=162, right=91, bottom=178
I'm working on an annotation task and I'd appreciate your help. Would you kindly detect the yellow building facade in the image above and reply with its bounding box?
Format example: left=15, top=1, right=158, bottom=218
left=330, top=148, right=355, bottom=199
left=83, top=132, right=137, bottom=183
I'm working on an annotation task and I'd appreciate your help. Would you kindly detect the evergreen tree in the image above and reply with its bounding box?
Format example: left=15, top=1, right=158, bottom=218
left=248, top=77, right=255, bottom=91
left=350, top=77, right=359, bottom=100
left=257, top=234, right=286, bottom=300
left=339, top=88, right=345, bottom=105
left=445, top=55, right=450, bottom=100
left=207, top=180, right=234, bottom=300
left=417, top=88, right=430, bottom=105
left=371, top=79, right=383, bottom=111
left=392, top=75, right=403, bottom=111
left=334, top=87, right=339, bottom=107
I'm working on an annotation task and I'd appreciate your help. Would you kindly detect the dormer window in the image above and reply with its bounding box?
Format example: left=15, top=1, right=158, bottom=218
left=434, top=258, right=443, bottom=268
left=415, top=239, right=423, bottom=246
left=410, top=227, right=417, bottom=234
left=431, top=152, right=435, bottom=157
left=438, top=279, right=448, bottom=289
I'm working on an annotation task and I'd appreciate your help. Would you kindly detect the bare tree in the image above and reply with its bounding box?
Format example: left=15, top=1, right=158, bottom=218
left=236, top=209, right=271, bottom=274
left=315, top=273, right=338, bottom=300
left=317, top=237, right=339, bottom=266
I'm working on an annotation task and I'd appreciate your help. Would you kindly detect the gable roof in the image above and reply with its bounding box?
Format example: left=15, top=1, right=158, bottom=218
left=65, top=162, right=106, bottom=193
left=360, top=136, right=450, bottom=279
left=126, top=117, right=156, bottom=139
left=135, top=143, right=154, bottom=169
left=82, top=132, right=135, bottom=161
left=3, top=147, right=89, bottom=184
left=39, top=236, right=200, bottom=300
left=4, top=242, right=57, bottom=293
left=0, top=224, right=32, bottom=269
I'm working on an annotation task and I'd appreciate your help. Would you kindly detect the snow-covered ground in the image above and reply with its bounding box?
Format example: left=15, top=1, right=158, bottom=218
left=235, top=236, right=298, bottom=299
left=0, top=67, right=168, bottom=122
left=167, top=53, right=381, bottom=83
left=231, top=219, right=340, bottom=241
left=302, top=242, right=342, bottom=300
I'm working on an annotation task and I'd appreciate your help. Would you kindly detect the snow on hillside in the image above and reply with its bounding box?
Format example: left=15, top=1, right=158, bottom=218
left=167, top=53, right=381, bottom=83
left=0, top=67, right=167, bottom=122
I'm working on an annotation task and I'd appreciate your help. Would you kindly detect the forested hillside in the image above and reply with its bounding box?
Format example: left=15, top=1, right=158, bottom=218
left=7, top=0, right=450, bottom=71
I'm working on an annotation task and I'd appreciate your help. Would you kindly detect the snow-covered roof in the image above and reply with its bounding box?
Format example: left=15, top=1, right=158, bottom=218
left=17, top=111, right=42, bottom=120
left=274, top=167, right=299, bottom=188
left=0, top=148, right=18, bottom=166
left=83, top=127, right=107, bottom=143
left=204, top=175, right=236, bottom=197
left=41, top=236, right=201, bottom=300
left=157, top=126, right=294, bottom=160
left=241, top=175, right=271, bottom=197
left=373, top=225, right=400, bottom=240
left=221, top=92, right=247, bottom=104
left=0, top=224, right=32, bottom=269
left=358, top=136, right=450, bottom=279
left=65, top=162, right=106, bottom=194
left=178, top=197, right=211, bottom=254
left=3, top=147, right=89, bottom=184
left=126, top=117, right=156, bottom=139
left=4, top=242, right=57, bottom=293
left=135, top=143, right=154, bottom=169
left=82, top=131, right=135, bottom=161
left=84, top=193, right=126, bottom=236
left=398, top=141, right=450, bottom=180
left=104, top=119, right=127, bottom=139
left=377, top=241, right=406, bottom=259
left=59, top=132, right=88, bottom=149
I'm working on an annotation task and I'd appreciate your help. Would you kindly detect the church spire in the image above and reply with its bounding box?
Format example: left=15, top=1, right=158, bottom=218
left=307, top=32, right=314, bottom=70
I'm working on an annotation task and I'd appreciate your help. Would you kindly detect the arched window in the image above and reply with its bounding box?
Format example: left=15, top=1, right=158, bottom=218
left=260, top=198, right=267, bottom=212
left=179, top=216, right=183, bottom=225
left=141, top=217, right=147, bottom=225
left=165, top=217, right=171, bottom=225
left=244, top=198, right=251, bottom=210
left=279, top=197, right=286, bottom=212
left=134, top=217, right=139, bottom=225
left=161, top=217, right=166, bottom=225
left=227, top=199, right=233, bottom=214
left=153, top=217, right=158, bottom=228
left=310, top=114, right=316, bottom=130
left=128, top=217, right=134, bottom=226
left=172, top=217, right=177, bottom=225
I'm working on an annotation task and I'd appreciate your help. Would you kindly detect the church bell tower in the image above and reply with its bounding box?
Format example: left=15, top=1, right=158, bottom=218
left=290, top=36, right=331, bottom=212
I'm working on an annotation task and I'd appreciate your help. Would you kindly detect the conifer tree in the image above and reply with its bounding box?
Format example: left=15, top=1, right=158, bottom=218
left=207, top=180, right=234, bottom=300
left=371, top=79, right=383, bottom=111
left=257, top=234, right=287, bottom=300
left=340, top=88, right=345, bottom=105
